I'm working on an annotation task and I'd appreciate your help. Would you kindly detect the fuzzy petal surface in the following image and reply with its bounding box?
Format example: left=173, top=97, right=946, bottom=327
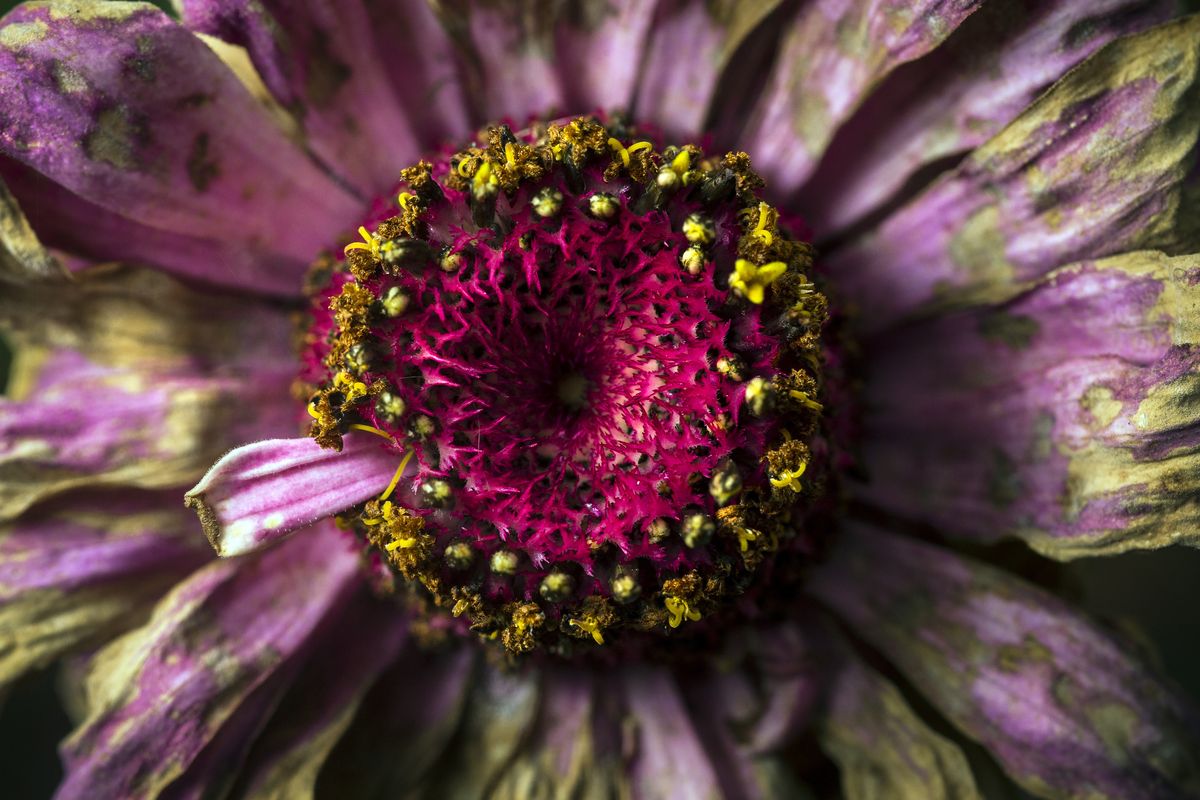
left=810, top=523, right=1200, bottom=799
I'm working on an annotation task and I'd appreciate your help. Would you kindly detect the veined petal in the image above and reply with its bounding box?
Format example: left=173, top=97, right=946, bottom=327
left=554, top=0, right=657, bottom=114
left=0, top=1, right=360, bottom=296
left=0, top=171, right=62, bottom=283
left=810, top=524, right=1200, bottom=799
left=819, top=644, right=980, bottom=800
left=861, top=250, right=1200, bottom=559
left=185, top=435, right=402, bottom=557
left=622, top=666, right=723, bottom=800
left=802, top=0, right=1174, bottom=235
left=739, top=0, right=982, bottom=197
left=634, top=0, right=783, bottom=138
left=56, top=528, right=359, bottom=800
left=222, top=597, right=407, bottom=800
left=0, top=491, right=207, bottom=690
left=180, top=0, right=420, bottom=196
left=826, top=14, right=1200, bottom=334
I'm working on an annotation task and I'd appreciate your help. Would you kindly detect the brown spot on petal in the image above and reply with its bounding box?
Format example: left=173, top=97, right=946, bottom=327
left=84, top=106, right=142, bottom=170
left=304, top=30, right=351, bottom=107
left=186, top=132, right=219, bottom=192
left=53, top=61, right=88, bottom=94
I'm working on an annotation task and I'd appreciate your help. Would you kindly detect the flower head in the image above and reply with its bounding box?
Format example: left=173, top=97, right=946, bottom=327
left=2, top=1, right=1200, bottom=798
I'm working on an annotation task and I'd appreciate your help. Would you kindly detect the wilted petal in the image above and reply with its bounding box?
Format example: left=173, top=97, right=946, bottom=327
left=0, top=172, right=62, bottom=283
left=317, top=643, right=476, bottom=798
left=185, top=435, right=401, bottom=557
left=739, top=0, right=982, bottom=196
left=622, top=666, right=723, bottom=800
left=415, top=660, right=542, bottom=797
left=0, top=351, right=258, bottom=521
left=56, top=528, right=360, bottom=800
left=634, top=0, right=783, bottom=138
left=826, top=15, right=1200, bottom=334
left=803, top=0, right=1173, bottom=234
left=221, top=597, right=407, bottom=800
left=810, top=524, right=1200, bottom=799
left=0, top=491, right=207, bottom=690
left=819, top=644, right=980, bottom=800
left=0, top=1, right=360, bottom=296
left=180, top=0, right=419, bottom=195
left=491, top=669, right=630, bottom=800
left=861, top=250, right=1200, bottom=559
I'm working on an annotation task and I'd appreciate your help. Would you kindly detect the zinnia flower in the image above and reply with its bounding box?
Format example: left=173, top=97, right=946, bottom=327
left=2, top=1, right=1199, bottom=798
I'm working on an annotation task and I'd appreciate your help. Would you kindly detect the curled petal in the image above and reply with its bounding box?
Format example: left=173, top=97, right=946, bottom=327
left=810, top=523, right=1200, bottom=799
left=861, top=250, right=1200, bottom=558
left=826, top=15, right=1200, bottom=334
left=185, top=435, right=401, bottom=557
left=0, top=172, right=62, bottom=283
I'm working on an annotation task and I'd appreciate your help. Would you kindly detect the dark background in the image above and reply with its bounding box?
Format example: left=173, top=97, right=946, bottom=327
left=1, top=1, right=1199, bottom=797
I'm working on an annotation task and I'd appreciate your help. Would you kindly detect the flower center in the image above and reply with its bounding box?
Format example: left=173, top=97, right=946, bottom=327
left=301, top=116, right=834, bottom=657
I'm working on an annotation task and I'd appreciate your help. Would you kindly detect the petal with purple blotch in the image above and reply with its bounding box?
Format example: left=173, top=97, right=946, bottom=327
left=860, top=250, right=1200, bottom=559
left=810, top=523, right=1200, bottom=799
left=824, top=15, right=1200, bottom=334
left=0, top=1, right=360, bottom=296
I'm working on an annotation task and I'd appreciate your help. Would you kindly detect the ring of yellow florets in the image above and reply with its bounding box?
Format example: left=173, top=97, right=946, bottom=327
left=300, top=117, right=830, bottom=658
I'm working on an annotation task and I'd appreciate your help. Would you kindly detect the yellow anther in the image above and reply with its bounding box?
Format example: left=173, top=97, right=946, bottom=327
left=670, top=149, right=691, bottom=176
left=456, top=158, right=474, bottom=177
left=770, top=460, right=807, bottom=493
left=306, top=401, right=321, bottom=419
left=735, top=527, right=759, bottom=552
left=348, top=423, right=395, bottom=442
left=379, top=447, right=415, bottom=502
left=343, top=226, right=378, bottom=257
left=452, top=598, right=471, bottom=616
left=751, top=202, right=776, bottom=245
left=384, top=536, right=418, bottom=551
left=664, top=596, right=702, bottom=628
left=607, top=137, right=653, bottom=168
left=788, top=389, right=824, bottom=413
left=569, top=617, right=606, bottom=645
left=504, top=142, right=517, bottom=167
left=397, top=191, right=415, bottom=210
left=730, top=259, right=788, bottom=304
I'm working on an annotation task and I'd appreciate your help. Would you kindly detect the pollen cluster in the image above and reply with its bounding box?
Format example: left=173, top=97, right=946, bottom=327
left=301, top=116, right=833, bottom=657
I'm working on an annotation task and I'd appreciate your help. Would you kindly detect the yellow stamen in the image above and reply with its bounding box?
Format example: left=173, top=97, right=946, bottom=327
left=607, top=138, right=653, bottom=168
left=730, top=259, right=788, bottom=304
left=770, top=460, right=808, bottom=493
left=343, top=226, right=378, bottom=258
left=306, top=401, right=321, bottom=419
left=379, top=447, right=415, bottom=502
left=568, top=618, right=606, bottom=645
left=735, top=527, right=759, bottom=552
left=664, top=596, right=702, bottom=628
left=504, top=142, right=517, bottom=168
left=751, top=202, right=776, bottom=245
left=397, top=191, right=415, bottom=210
